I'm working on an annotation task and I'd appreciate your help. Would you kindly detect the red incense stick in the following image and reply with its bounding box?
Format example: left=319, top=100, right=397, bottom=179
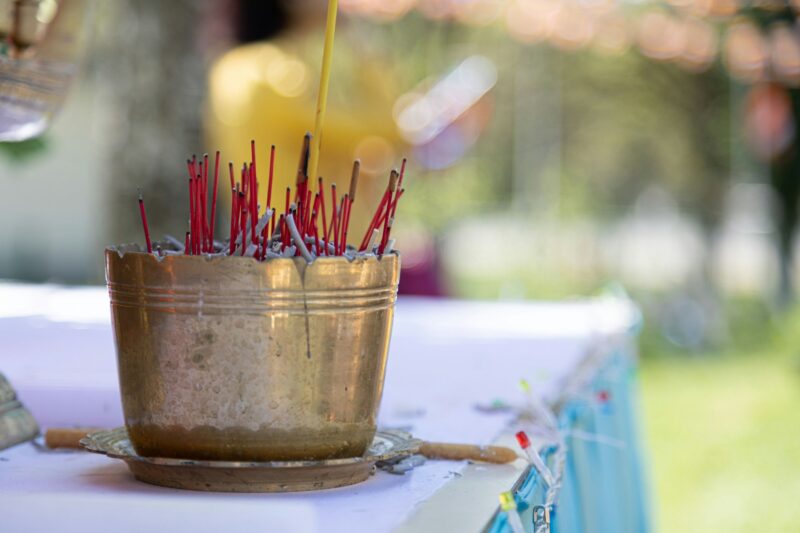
left=303, top=188, right=312, bottom=235
left=379, top=175, right=399, bottom=254
left=229, top=187, right=239, bottom=255
left=341, top=194, right=351, bottom=253
left=250, top=139, right=257, bottom=186
left=141, top=137, right=408, bottom=260
left=188, top=177, right=196, bottom=255
left=202, top=153, right=209, bottom=251
left=138, top=191, right=152, bottom=254
left=249, top=162, right=257, bottom=243
left=209, top=151, right=220, bottom=252
left=313, top=218, right=321, bottom=256
left=318, top=177, right=328, bottom=254
left=330, top=184, right=339, bottom=254
left=380, top=199, right=401, bottom=254
left=359, top=173, right=394, bottom=250
left=268, top=145, right=276, bottom=235
left=240, top=203, right=248, bottom=256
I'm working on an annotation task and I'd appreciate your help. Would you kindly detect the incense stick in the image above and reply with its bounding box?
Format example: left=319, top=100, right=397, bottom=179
left=210, top=151, right=220, bottom=252
left=307, top=0, right=339, bottom=185
left=138, top=190, right=152, bottom=254
left=136, top=137, right=407, bottom=262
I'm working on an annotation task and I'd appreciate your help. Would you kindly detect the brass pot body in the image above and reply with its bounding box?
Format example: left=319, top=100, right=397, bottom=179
left=105, top=247, right=399, bottom=461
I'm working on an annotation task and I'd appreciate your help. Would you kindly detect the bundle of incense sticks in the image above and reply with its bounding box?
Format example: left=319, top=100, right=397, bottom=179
left=137, top=135, right=406, bottom=262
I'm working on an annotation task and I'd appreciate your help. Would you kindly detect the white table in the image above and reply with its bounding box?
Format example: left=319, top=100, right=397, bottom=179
left=0, top=284, right=638, bottom=532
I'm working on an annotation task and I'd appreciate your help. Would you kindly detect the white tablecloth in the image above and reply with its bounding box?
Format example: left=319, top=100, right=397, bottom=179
left=0, top=284, right=636, bottom=533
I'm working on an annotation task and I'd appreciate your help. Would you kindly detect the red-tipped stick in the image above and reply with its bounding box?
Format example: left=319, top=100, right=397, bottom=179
left=303, top=188, right=313, bottom=236
left=249, top=163, right=257, bottom=243
left=202, top=153, right=209, bottom=251
left=358, top=200, right=385, bottom=250
left=237, top=190, right=245, bottom=251
left=275, top=214, right=282, bottom=250
left=341, top=194, right=351, bottom=253
left=250, top=139, right=257, bottom=185
left=397, top=158, right=407, bottom=190
left=327, top=184, right=337, bottom=242
left=197, top=160, right=204, bottom=252
left=358, top=170, right=397, bottom=250
left=295, top=173, right=305, bottom=231
left=196, top=175, right=204, bottom=255
left=293, top=206, right=302, bottom=257
left=376, top=188, right=405, bottom=227
left=268, top=145, right=276, bottom=236
left=284, top=187, right=291, bottom=218
left=318, top=178, right=328, bottom=254
left=194, top=177, right=201, bottom=255
left=194, top=174, right=205, bottom=255
left=240, top=203, right=248, bottom=256
left=379, top=174, right=399, bottom=254
left=381, top=188, right=404, bottom=254
left=138, top=191, right=153, bottom=254
left=209, top=151, right=220, bottom=252
left=377, top=159, right=406, bottom=254
left=330, top=184, right=339, bottom=255
left=296, top=133, right=311, bottom=203
left=260, top=224, right=269, bottom=260
left=188, top=178, right=196, bottom=255
left=280, top=214, right=289, bottom=249
left=229, top=187, right=239, bottom=255
left=188, top=155, right=197, bottom=182
left=295, top=168, right=306, bottom=208
left=310, top=193, right=321, bottom=238
left=343, top=161, right=359, bottom=250
left=336, top=195, right=345, bottom=254
left=313, top=219, right=321, bottom=256
left=228, top=161, right=235, bottom=190
left=296, top=193, right=304, bottom=237
left=240, top=166, right=248, bottom=247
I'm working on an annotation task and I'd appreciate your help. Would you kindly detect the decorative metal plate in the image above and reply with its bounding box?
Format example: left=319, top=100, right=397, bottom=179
left=81, top=427, right=421, bottom=493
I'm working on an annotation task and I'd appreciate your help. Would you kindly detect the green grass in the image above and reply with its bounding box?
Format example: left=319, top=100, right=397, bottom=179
left=640, top=349, right=800, bottom=532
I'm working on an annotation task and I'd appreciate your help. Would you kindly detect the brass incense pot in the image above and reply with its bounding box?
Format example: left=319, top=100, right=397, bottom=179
left=105, top=246, right=399, bottom=462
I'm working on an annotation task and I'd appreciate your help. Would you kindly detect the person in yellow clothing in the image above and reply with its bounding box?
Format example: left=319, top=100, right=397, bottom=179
left=206, top=0, right=402, bottom=234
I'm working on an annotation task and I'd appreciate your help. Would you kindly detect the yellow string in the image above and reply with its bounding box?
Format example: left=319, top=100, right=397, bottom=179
left=307, top=0, right=338, bottom=183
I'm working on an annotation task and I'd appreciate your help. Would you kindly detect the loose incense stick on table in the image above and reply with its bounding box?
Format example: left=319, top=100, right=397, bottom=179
left=45, top=428, right=518, bottom=464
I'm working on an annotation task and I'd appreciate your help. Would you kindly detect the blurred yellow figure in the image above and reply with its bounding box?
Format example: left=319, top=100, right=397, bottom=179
left=206, top=26, right=401, bottom=230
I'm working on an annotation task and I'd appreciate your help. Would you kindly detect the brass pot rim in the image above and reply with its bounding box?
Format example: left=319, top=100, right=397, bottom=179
left=106, top=244, right=399, bottom=267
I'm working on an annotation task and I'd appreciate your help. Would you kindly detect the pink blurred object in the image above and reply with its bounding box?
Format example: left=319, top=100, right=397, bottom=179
left=397, top=233, right=447, bottom=297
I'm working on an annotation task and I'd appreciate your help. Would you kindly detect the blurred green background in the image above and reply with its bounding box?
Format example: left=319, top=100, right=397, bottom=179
left=2, top=1, right=800, bottom=531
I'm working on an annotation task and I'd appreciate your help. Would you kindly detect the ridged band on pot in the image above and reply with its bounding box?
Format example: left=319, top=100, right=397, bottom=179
left=105, top=245, right=400, bottom=461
